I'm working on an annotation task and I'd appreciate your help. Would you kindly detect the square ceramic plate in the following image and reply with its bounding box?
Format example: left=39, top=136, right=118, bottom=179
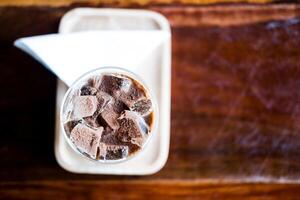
left=54, top=8, right=171, bottom=175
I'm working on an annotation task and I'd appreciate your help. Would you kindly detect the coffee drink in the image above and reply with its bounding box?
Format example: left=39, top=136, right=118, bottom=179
left=62, top=72, right=154, bottom=161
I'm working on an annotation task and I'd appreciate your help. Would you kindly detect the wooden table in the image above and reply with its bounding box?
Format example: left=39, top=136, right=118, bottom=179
left=1, top=2, right=300, bottom=199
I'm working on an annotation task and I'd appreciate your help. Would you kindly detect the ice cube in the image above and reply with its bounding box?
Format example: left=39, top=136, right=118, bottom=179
left=99, top=74, right=131, bottom=95
left=117, top=110, right=149, bottom=147
left=100, top=127, right=119, bottom=144
left=115, top=83, right=146, bottom=108
left=70, top=124, right=103, bottom=159
left=98, top=103, right=120, bottom=130
left=80, top=85, right=98, bottom=96
left=96, top=91, right=113, bottom=113
left=64, top=120, right=80, bottom=136
left=83, top=91, right=122, bottom=129
left=130, top=98, right=152, bottom=116
left=73, top=96, right=98, bottom=118
left=87, top=76, right=103, bottom=89
left=112, top=99, right=129, bottom=114
left=83, top=116, right=100, bottom=128
left=99, top=143, right=129, bottom=160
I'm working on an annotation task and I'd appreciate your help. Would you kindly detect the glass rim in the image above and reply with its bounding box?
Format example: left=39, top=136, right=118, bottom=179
left=60, top=66, right=159, bottom=164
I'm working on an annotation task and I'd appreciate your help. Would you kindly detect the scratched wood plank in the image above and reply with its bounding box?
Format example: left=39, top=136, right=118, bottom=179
left=1, top=181, right=300, bottom=200
left=0, top=3, right=300, bottom=187
left=0, top=0, right=274, bottom=7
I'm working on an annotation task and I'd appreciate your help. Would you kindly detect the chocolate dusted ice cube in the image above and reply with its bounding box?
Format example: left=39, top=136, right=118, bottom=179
left=117, top=110, right=149, bottom=147
left=83, top=116, right=100, bottom=128
left=99, top=74, right=131, bottom=95
left=112, top=99, right=129, bottom=114
left=115, top=82, right=147, bottom=108
left=80, top=85, right=98, bottom=96
left=95, top=91, right=113, bottom=113
left=100, top=127, right=120, bottom=144
left=73, top=96, right=98, bottom=118
left=83, top=92, right=114, bottom=129
left=96, top=93, right=127, bottom=130
left=64, top=120, right=81, bottom=136
left=99, top=143, right=129, bottom=160
left=70, top=124, right=103, bottom=159
left=131, top=98, right=152, bottom=116
left=98, top=103, right=120, bottom=130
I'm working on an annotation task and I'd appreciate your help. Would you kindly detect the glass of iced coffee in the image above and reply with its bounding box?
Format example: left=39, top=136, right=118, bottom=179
left=60, top=67, right=157, bottom=163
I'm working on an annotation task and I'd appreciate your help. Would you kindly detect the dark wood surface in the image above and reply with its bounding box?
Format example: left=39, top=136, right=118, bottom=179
left=2, top=181, right=300, bottom=200
left=1, top=3, right=300, bottom=199
left=0, top=0, right=275, bottom=6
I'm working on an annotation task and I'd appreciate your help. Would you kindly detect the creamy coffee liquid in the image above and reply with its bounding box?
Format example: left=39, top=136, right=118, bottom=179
left=62, top=73, right=154, bottom=161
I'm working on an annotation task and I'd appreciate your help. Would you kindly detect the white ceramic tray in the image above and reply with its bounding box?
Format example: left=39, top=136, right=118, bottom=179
left=54, top=8, right=171, bottom=175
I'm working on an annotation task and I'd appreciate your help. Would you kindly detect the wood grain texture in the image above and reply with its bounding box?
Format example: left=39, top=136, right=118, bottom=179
left=0, top=0, right=274, bottom=7
left=1, top=181, right=300, bottom=200
left=157, top=4, right=300, bottom=26
left=1, top=3, right=300, bottom=199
